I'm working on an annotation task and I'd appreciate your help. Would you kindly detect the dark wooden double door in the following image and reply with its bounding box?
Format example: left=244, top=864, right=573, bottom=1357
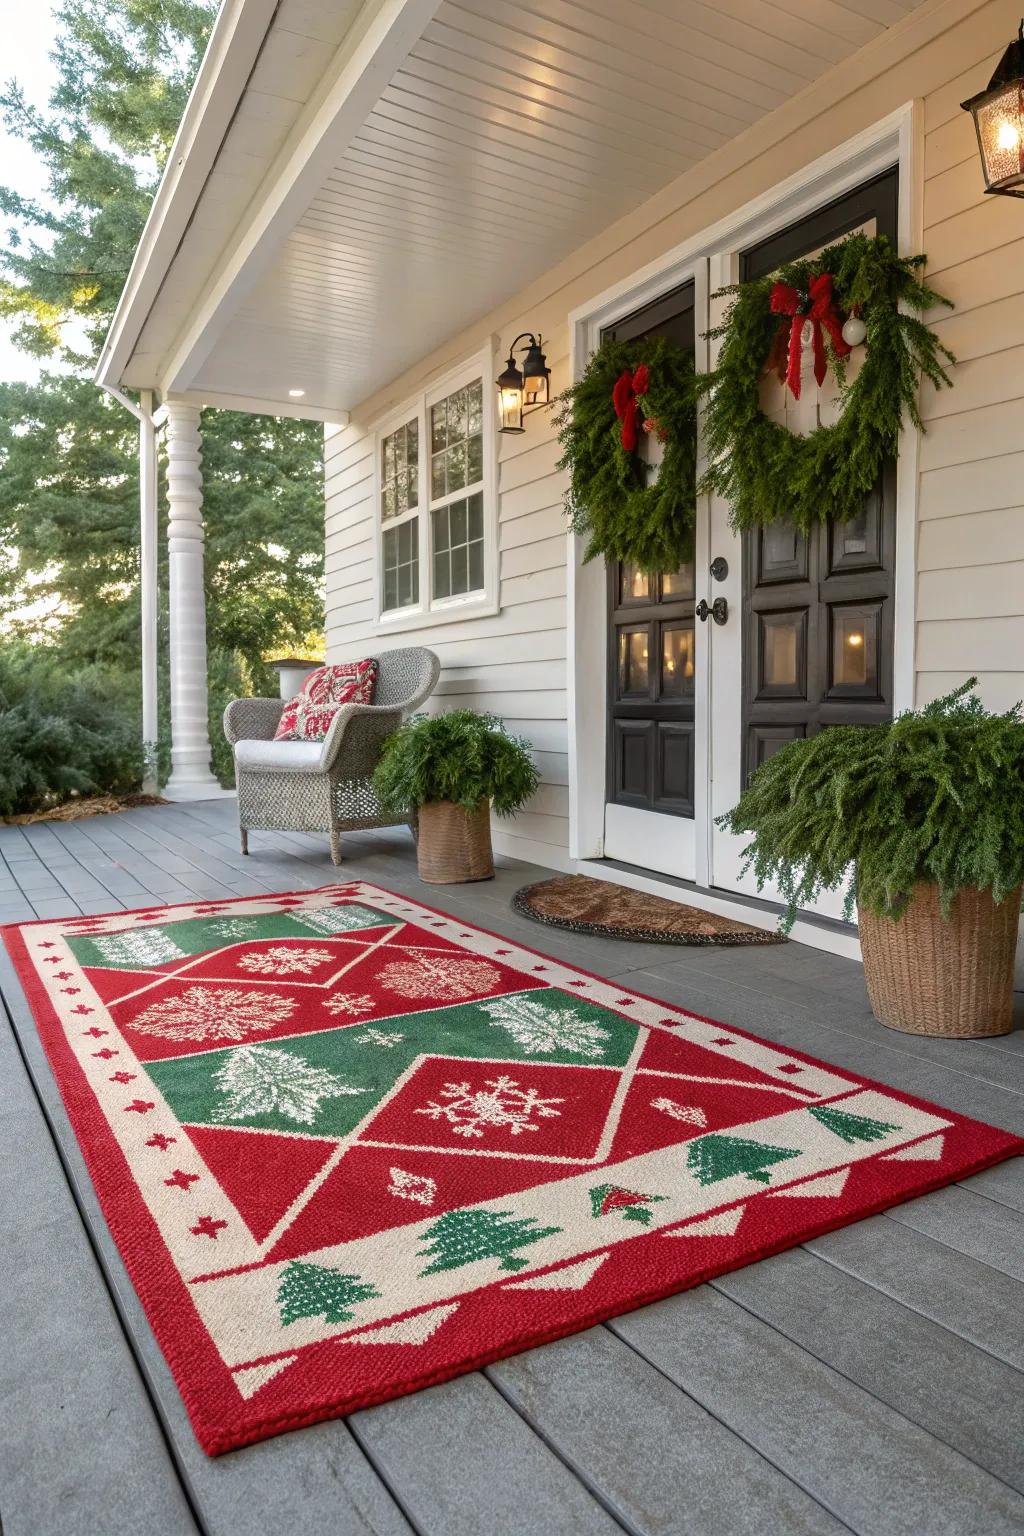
left=604, top=284, right=697, bottom=820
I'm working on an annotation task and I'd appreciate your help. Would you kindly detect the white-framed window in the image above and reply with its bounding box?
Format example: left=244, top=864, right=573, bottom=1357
left=373, top=348, right=497, bottom=630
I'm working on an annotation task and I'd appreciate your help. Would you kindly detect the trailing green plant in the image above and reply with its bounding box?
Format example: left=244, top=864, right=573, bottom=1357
left=556, top=334, right=698, bottom=572
left=699, top=232, right=955, bottom=532
left=373, top=711, right=539, bottom=817
left=719, top=681, right=1024, bottom=932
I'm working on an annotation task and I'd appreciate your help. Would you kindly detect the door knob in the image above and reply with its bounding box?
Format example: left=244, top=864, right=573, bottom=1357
left=696, top=597, right=728, bottom=625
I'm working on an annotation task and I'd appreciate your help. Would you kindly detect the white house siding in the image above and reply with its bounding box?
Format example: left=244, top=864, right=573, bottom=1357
left=324, top=0, right=1024, bottom=861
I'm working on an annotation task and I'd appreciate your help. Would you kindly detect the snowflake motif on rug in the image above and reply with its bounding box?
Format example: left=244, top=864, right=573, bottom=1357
left=651, top=1097, right=707, bottom=1127
left=237, top=945, right=332, bottom=977
left=212, top=1045, right=367, bottom=1125
left=129, top=986, right=298, bottom=1043
left=209, top=919, right=261, bottom=941
left=482, top=994, right=612, bottom=1059
left=415, top=1075, right=563, bottom=1139
left=388, top=1166, right=436, bottom=1206
left=92, top=928, right=186, bottom=967
left=378, top=951, right=501, bottom=1001
left=322, top=992, right=375, bottom=1017
left=354, top=1028, right=406, bottom=1049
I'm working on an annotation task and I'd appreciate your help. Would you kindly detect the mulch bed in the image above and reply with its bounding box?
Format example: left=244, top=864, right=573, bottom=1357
left=3, top=793, right=168, bottom=826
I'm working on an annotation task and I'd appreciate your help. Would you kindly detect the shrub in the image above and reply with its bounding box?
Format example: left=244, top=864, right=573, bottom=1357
left=719, top=680, right=1024, bottom=931
left=374, top=710, right=539, bottom=817
left=0, top=644, right=145, bottom=816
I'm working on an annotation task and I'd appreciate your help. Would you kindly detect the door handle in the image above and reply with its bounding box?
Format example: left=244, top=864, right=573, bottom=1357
left=696, top=597, right=728, bottom=625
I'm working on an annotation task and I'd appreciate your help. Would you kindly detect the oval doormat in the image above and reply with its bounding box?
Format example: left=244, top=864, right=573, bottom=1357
left=513, top=875, right=786, bottom=946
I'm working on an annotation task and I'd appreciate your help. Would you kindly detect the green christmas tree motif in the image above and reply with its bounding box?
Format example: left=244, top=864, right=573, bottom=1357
left=418, top=1208, right=561, bottom=1275
left=277, top=1261, right=380, bottom=1327
left=589, top=1183, right=666, bottom=1226
left=809, top=1105, right=899, bottom=1144
left=687, top=1133, right=802, bottom=1187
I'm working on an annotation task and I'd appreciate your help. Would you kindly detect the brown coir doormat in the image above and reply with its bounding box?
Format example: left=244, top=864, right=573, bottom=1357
left=513, top=875, right=786, bottom=946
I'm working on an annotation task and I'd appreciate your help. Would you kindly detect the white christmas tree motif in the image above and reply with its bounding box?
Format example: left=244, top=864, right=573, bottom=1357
left=323, top=992, right=375, bottom=1018
left=92, top=927, right=186, bottom=968
left=354, top=1028, right=406, bottom=1048
left=651, top=1097, right=707, bottom=1127
left=212, top=1045, right=367, bottom=1125
left=388, top=1166, right=437, bottom=1206
left=237, top=945, right=332, bottom=977
left=296, top=904, right=388, bottom=936
left=379, top=951, right=501, bottom=1002
left=416, top=1075, right=563, bottom=1139
left=129, top=986, right=298, bottom=1043
left=209, top=918, right=261, bottom=940
left=483, top=994, right=612, bottom=1059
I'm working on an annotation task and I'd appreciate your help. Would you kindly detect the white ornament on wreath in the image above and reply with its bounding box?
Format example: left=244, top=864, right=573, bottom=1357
left=841, top=313, right=867, bottom=347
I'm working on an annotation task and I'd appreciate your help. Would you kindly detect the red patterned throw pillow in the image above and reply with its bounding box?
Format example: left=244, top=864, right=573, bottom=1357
left=274, top=659, right=378, bottom=742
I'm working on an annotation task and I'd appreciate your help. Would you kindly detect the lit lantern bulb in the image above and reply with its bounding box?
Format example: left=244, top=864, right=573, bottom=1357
left=846, top=631, right=864, bottom=648
left=996, top=118, right=1021, bottom=150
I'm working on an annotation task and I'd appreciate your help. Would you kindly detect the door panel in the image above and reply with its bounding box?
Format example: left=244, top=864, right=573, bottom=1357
left=710, top=168, right=899, bottom=909
left=602, top=282, right=698, bottom=878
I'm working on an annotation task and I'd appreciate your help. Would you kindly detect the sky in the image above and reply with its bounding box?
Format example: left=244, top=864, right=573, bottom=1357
left=0, top=0, right=59, bottom=384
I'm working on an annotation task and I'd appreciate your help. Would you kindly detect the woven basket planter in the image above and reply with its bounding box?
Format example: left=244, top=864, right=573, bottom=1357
left=416, top=798, right=494, bottom=884
left=858, top=882, right=1022, bottom=1039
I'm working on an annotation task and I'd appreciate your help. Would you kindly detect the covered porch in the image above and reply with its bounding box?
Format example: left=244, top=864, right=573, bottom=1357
left=2, top=801, right=1023, bottom=1534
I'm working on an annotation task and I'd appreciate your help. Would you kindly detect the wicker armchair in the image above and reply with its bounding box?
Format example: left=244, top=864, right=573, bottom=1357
left=224, top=647, right=440, bottom=865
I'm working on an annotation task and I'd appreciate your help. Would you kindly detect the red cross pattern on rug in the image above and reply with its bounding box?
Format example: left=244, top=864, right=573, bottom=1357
left=4, top=882, right=1020, bottom=1455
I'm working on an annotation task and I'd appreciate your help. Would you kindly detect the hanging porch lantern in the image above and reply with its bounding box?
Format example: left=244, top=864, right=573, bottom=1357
left=961, top=20, right=1024, bottom=198
left=496, top=333, right=550, bottom=433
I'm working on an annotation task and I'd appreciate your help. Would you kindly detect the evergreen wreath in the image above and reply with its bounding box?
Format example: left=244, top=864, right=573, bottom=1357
left=698, top=232, right=955, bottom=532
left=557, top=334, right=699, bottom=572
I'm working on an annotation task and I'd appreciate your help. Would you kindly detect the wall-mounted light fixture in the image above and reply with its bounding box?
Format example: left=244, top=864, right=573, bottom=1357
left=496, top=333, right=551, bottom=433
left=962, top=20, right=1024, bottom=197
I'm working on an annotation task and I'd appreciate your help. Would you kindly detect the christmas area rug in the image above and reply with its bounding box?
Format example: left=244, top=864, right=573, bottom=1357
left=4, top=884, right=1021, bottom=1455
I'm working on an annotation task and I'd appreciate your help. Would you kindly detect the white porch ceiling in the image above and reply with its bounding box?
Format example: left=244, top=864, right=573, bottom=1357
left=112, top=0, right=926, bottom=416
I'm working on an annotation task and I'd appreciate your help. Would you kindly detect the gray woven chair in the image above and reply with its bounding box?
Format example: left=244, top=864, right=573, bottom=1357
left=224, top=647, right=440, bottom=865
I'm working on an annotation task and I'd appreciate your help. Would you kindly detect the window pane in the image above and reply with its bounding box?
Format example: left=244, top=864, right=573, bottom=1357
left=381, top=418, right=417, bottom=522
left=431, top=401, right=446, bottom=455
left=448, top=388, right=467, bottom=441
left=832, top=604, right=878, bottom=691
left=467, top=432, right=483, bottom=484
left=431, top=454, right=446, bottom=500
left=661, top=624, right=694, bottom=696
left=467, top=380, right=483, bottom=434
left=661, top=563, right=695, bottom=599
left=448, top=441, right=467, bottom=492
left=431, top=494, right=484, bottom=599
left=617, top=628, right=650, bottom=696
left=382, top=518, right=419, bottom=612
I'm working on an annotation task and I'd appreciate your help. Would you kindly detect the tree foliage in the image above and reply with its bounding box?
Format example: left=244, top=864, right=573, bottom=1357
left=719, top=682, right=1024, bottom=930
left=0, top=0, right=325, bottom=802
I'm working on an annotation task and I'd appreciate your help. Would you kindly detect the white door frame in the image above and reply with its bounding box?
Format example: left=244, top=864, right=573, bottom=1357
left=566, top=102, right=923, bottom=955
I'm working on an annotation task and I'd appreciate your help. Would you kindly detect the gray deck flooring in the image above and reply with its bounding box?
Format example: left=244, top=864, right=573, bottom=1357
left=1, top=798, right=1023, bottom=1536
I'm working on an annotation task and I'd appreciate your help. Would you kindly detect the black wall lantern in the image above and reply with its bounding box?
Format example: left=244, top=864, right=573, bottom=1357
left=496, top=333, right=551, bottom=433
left=962, top=20, right=1024, bottom=197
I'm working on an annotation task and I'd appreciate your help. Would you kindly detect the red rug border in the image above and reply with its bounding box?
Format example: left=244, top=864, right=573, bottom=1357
left=4, top=882, right=1022, bottom=1456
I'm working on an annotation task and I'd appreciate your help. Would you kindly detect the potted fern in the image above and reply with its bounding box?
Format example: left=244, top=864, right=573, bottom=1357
left=719, top=682, right=1024, bottom=1038
left=373, top=710, right=539, bottom=884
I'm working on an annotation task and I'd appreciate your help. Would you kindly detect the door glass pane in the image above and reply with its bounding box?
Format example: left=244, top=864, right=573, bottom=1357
left=661, top=563, right=695, bottom=599
left=661, top=624, right=694, bottom=696
left=617, top=628, right=650, bottom=696
left=832, top=604, right=878, bottom=690
left=838, top=508, right=868, bottom=556
left=619, top=562, right=649, bottom=603
left=760, top=611, right=803, bottom=690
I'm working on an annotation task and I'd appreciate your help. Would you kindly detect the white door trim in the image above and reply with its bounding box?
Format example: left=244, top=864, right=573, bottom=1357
left=566, top=102, right=922, bottom=952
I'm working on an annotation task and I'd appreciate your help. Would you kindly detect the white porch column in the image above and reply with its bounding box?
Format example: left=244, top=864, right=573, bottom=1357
left=164, top=400, right=219, bottom=798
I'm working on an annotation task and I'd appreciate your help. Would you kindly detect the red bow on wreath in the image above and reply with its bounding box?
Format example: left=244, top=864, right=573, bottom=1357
left=612, top=363, right=650, bottom=452
left=768, top=272, right=851, bottom=400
